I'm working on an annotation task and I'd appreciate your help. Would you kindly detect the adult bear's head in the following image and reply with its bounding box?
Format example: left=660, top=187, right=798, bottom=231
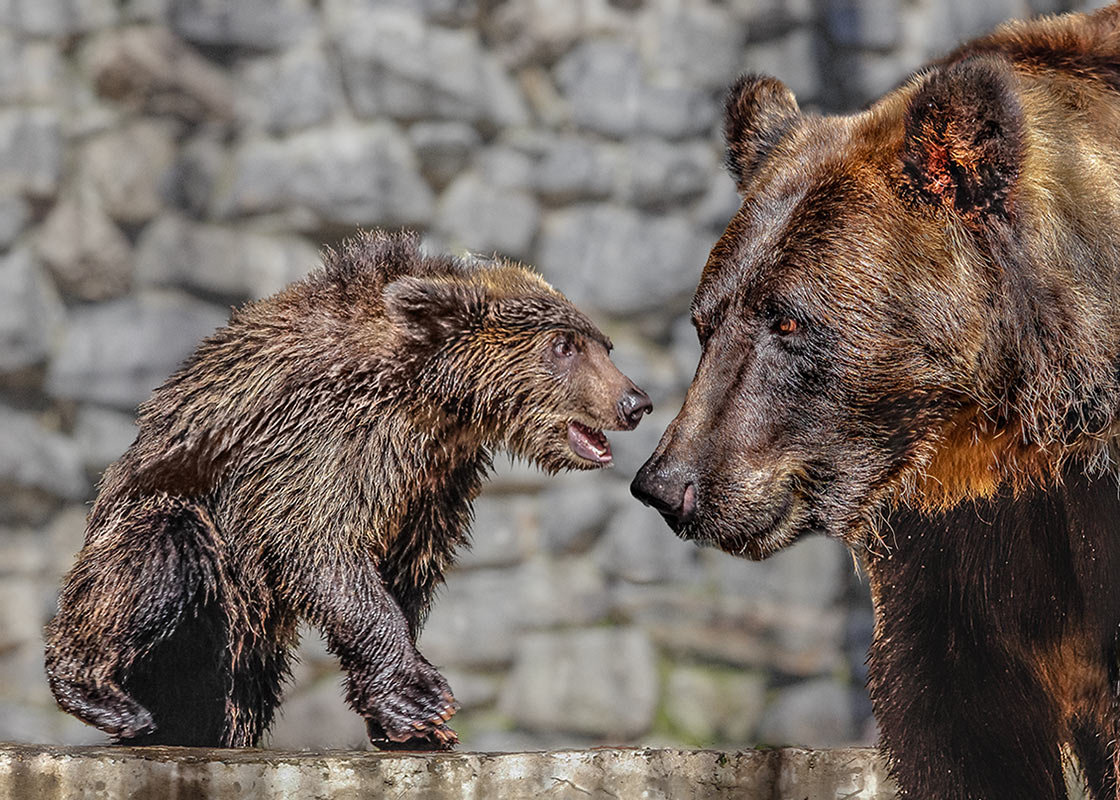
left=631, top=56, right=1103, bottom=558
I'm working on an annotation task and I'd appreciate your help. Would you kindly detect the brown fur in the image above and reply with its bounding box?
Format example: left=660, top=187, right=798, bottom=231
left=633, top=6, right=1120, bottom=799
left=45, top=230, right=649, bottom=749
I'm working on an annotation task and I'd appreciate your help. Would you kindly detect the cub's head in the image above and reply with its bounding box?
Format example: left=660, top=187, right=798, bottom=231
left=633, top=57, right=1037, bottom=558
left=384, top=260, right=650, bottom=472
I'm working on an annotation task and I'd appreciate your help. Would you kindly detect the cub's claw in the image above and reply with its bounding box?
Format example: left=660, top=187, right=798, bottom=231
left=361, top=658, right=459, bottom=750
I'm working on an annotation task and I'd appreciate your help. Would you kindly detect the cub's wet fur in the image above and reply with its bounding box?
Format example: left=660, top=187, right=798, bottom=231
left=46, top=230, right=650, bottom=749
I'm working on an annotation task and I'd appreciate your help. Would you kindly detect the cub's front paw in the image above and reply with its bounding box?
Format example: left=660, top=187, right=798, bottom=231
left=362, top=657, right=459, bottom=749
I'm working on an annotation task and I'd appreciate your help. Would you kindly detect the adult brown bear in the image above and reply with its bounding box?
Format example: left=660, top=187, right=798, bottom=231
left=46, top=230, right=650, bottom=750
left=632, top=6, right=1120, bottom=799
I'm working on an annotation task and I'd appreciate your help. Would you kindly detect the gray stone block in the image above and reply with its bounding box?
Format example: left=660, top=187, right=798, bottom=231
left=45, top=506, right=88, bottom=580
left=73, top=405, right=137, bottom=472
left=729, top=0, right=815, bottom=29
left=0, top=407, right=87, bottom=502
left=36, top=182, right=134, bottom=301
left=596, top=501, right=702, bottom=585
left=523, top=133, right=617, bottom=204
left=0, top=195, right=28, bottom=248
left=267, top=677, right=370, bottom=751
left=435, top=172, right=540, bottom=260
left=621, top=139, right=716, bottom=209
left=235, top=40, right=343, bottom=135
left=336, top=8, right=527, bottom=129
left=0, top=109, right=62, bottom=199
left=171, top=0, right=313, bottom=50
left=555, top=41, right=643, bottom=139
left=80, top=120, right=177, bottom=224
left=640, top=4, right=742, bottom=89
left=0, top=34, right=62, bottom=104
left=222, top=123, right=434, bottom=228
left=440, top=667, right=501, bottom=710
left=758, top=678, right=856, bottom=747
left=710, top=532, right=848, bottom=609
left=475, top=146, right=534, bottom=191
left=47, top=289, right=230, bottom=410
left=420, top=558, right=609, bottom=668
left=664, top=665, right=767, bottom=745
left=324, top=0, right=478, bottom=28
left=121, top=0, right=169, bottom=22
left=456, top=494, right=536, bottom=570
left=410, top=122, right=480, bottom=190
left=0, top=248, right=64, bottom=374
left=0, top=527, right=49, bottom=576
left=500, top=627, right=657, bottom=738
left=941, top=0, right=1029, bottom=43
left=692, top=173, right=741, bottom=235
left=537, top=473, right=616, bottom=554
left=0, top=0, right=117, bottom=37
left=537, top=204, right=711, bottom=316
left=824, top=0, right=902, bottom=49
left=487, top=0, right=629, bottom=67
left=741, top=28, right=821, bottom=103
left=135, top=214, right=319, bottom=301
left=636, top=83, right=718, bottom=141
left=0, top=701, right=58, bottom=745
left=165, top=130, right=225, bottom=218
left=556, top=41, right=719, bottom=140
left=82, top=26, right=234, bottom=123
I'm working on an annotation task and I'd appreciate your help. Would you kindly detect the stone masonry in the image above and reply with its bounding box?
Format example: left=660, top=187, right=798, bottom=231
left=0, top=0, right=1110, bottom=753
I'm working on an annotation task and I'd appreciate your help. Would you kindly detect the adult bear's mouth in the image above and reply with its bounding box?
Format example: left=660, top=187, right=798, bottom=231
left=567, top=421, right=613, bottom=465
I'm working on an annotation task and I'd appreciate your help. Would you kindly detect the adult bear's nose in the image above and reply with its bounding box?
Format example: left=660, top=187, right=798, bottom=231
left=618, top=386, right=652, bottom=429
left=630, top=458, right=697, bottom=531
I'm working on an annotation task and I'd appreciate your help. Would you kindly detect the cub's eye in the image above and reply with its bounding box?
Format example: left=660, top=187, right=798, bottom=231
left=552, top=334, right=575, bottom=358
left=773, top=316, right=800, bottom=336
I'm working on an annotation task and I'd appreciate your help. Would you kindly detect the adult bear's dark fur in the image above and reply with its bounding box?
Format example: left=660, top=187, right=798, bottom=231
left=45, top=230, right=650, bottom=750
left=632, top=6, right=1120, bottom=798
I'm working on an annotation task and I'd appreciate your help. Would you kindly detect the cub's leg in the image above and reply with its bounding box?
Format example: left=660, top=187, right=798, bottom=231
left=45, top=498, right=225, bottom=745
left=297, top=554, right=459, bottom=750
left=220, top=612, right=298, bottom=747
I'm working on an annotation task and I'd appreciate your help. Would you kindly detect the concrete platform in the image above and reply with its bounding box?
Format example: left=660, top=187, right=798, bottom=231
left=0, top=744, right=898, bottom=799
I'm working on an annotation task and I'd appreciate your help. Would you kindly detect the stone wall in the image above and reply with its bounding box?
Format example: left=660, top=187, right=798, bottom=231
left=0, top=0, right=1107, bottom=752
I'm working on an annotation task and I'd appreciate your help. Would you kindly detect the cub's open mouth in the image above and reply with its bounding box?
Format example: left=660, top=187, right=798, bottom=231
left=567, top=421, right=612, bottom=465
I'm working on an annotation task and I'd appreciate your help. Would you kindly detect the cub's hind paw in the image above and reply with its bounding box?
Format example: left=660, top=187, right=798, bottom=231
left=49, top=675, right=158, bottom=741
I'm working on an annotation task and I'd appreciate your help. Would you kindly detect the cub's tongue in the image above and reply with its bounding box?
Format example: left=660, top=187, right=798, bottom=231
left=567, top=421, right=612, bottom=465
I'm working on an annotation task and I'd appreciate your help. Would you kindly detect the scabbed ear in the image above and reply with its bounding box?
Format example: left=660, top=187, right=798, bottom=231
left=383, top=276, right=484, bottom=346
left=901, top=57, right=1024, bottom=222
left=724, top=74, right=801, bottom=188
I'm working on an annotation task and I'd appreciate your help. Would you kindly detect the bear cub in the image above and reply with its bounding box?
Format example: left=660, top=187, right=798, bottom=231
left=45, top=230, right=650, bottom=750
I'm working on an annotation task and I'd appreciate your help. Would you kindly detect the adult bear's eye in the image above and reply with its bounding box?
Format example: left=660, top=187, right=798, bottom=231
left=774, top=316, right=799, bottom=335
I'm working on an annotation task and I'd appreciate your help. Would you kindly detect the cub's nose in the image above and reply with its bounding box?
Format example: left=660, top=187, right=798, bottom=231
left=618, top=387, right=653, bottom=429
left=630, top=460, right=697, bottom=530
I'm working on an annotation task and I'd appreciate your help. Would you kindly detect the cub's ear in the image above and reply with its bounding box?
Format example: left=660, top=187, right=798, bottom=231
left=383, top=276, right=485, bottom=346
left=901, top=57, right=1024, bottom=222
left=724, top=74, right=801, bottom=188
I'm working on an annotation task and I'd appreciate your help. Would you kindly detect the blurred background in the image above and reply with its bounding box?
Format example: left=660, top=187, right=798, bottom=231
left=0, top=0, right=1110, bottom=752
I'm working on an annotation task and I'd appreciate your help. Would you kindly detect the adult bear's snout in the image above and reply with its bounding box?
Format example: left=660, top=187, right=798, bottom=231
left=631, top=457, right=697, bottom=531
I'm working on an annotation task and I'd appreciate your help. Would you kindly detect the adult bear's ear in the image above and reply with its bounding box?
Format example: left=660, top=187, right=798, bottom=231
left=901, top=56, right=1025, bottom=223
left=724, top=74, right=801, bottom=188
left=384, top=276, right=485, bottom=347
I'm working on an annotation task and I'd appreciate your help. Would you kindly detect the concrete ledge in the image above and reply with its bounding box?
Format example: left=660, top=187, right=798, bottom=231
left=0, top=744, right=898, bottom=799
